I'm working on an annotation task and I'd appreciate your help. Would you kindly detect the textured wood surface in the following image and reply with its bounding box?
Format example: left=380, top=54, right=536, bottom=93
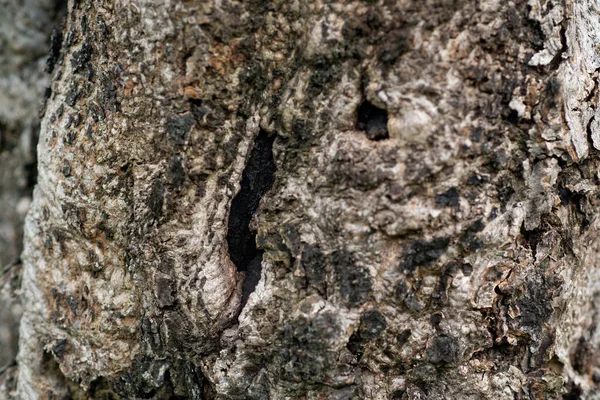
left=7, top=0, right=600, bottom=398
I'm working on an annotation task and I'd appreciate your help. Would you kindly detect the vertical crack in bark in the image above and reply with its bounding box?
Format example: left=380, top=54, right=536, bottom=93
left=227, top=129, right=276, bottom=307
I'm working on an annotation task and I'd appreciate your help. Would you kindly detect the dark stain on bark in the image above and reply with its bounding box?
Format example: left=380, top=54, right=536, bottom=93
left=435, top=187, right=460, bottom=208
left=241, top=64, right=270, bottom=104
left=147, top=179, right=165, bottom=219
left=155, top=275, right=176, bottom=308
left=291, top=118, right=314, bottom=145
left=62, top=160, right=71, bottom=177
left=396, top=329, right=411, bottom=348
left=515, top=271, right=562, bottom=336
left=379, top=29, right=409, bottom=64
left=459, top=219, right=486, bottom=254
left=169, top=155, right=186, bottom=190
left=308, top=56, right=343, bottom=96
left=167, top=115, right=195, bottom=147
left=433, top=268, right=454, bottom=306
left=64, top=130, right=76, bottom=145
left=70, top=40, right=92, bottom=73
left=426, top=334, right=458, bottom=364
left=280, top=313, right=339, bottom=384
left=331, top=250, right=372, bottom=306
left=110, top=353, right=208, bottom=399
left=100, top=71, right=119, bottom=112
left=401, top=237, right=450, bottom=273
left=461, top=262, right=473, bottom=276
left=227, top=129, right=276, bottom=306
left=301, top=245, right=326, bottom=295
left=430, top=313, right=442, bottom=329
left=358, top=310, right=387, bottom=340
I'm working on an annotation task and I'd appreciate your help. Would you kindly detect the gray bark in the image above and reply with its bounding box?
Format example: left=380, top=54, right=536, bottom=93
left=4, top=0, right=600, bottom=399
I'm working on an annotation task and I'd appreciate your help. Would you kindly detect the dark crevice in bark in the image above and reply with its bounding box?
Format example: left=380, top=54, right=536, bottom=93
left=40, top=349, right=86, bottom=398
left=584, top=72, right=599, bottom=104
left=87, top=377, right=121, bottom=399
left=587, top=115, right=596, bottom=150
left=356, top=100, right=389, bottom=141
left=557, top=177, right=591, bottom=234
left=523, top=6, right=546, bottom=52
left=23, top=133, right=39, bottom=197
left=545, top=22, right=567, bottom=73
left=519, top=225, right=545, bottom=258
left=227, top=129, right=276, bottom=307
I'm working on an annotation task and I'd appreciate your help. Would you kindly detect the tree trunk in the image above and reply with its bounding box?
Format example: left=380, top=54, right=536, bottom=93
left=5, top=0, right=600, bottom=398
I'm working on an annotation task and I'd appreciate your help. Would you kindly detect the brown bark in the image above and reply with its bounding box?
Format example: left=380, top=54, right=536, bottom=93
left=5, top=0, right=600, bottom=399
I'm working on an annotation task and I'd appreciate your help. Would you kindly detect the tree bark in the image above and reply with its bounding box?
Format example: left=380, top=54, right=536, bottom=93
left=6, top=0, right=600, bottom=398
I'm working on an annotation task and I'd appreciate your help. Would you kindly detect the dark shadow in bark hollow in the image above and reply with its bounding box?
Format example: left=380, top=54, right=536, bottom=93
left=356, top=100, right=389, bottom=141
left=226, top=130, right=276, bottom=307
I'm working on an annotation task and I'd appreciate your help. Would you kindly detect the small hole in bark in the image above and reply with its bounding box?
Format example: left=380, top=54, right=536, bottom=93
left=356, top=100, right=389, bottom=141
left=227, top=129, right=276, bottom=307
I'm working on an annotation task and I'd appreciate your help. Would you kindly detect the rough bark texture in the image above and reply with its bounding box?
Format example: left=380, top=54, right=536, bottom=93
left=9, top=0, right=600, bottom=399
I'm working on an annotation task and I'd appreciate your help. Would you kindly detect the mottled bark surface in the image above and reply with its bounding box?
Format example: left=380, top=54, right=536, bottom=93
left=10, top=0, right=600, bottom=399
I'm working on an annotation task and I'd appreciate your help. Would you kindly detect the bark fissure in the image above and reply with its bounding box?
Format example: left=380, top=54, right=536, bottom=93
left=226, top=129, right=276, bottom=307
